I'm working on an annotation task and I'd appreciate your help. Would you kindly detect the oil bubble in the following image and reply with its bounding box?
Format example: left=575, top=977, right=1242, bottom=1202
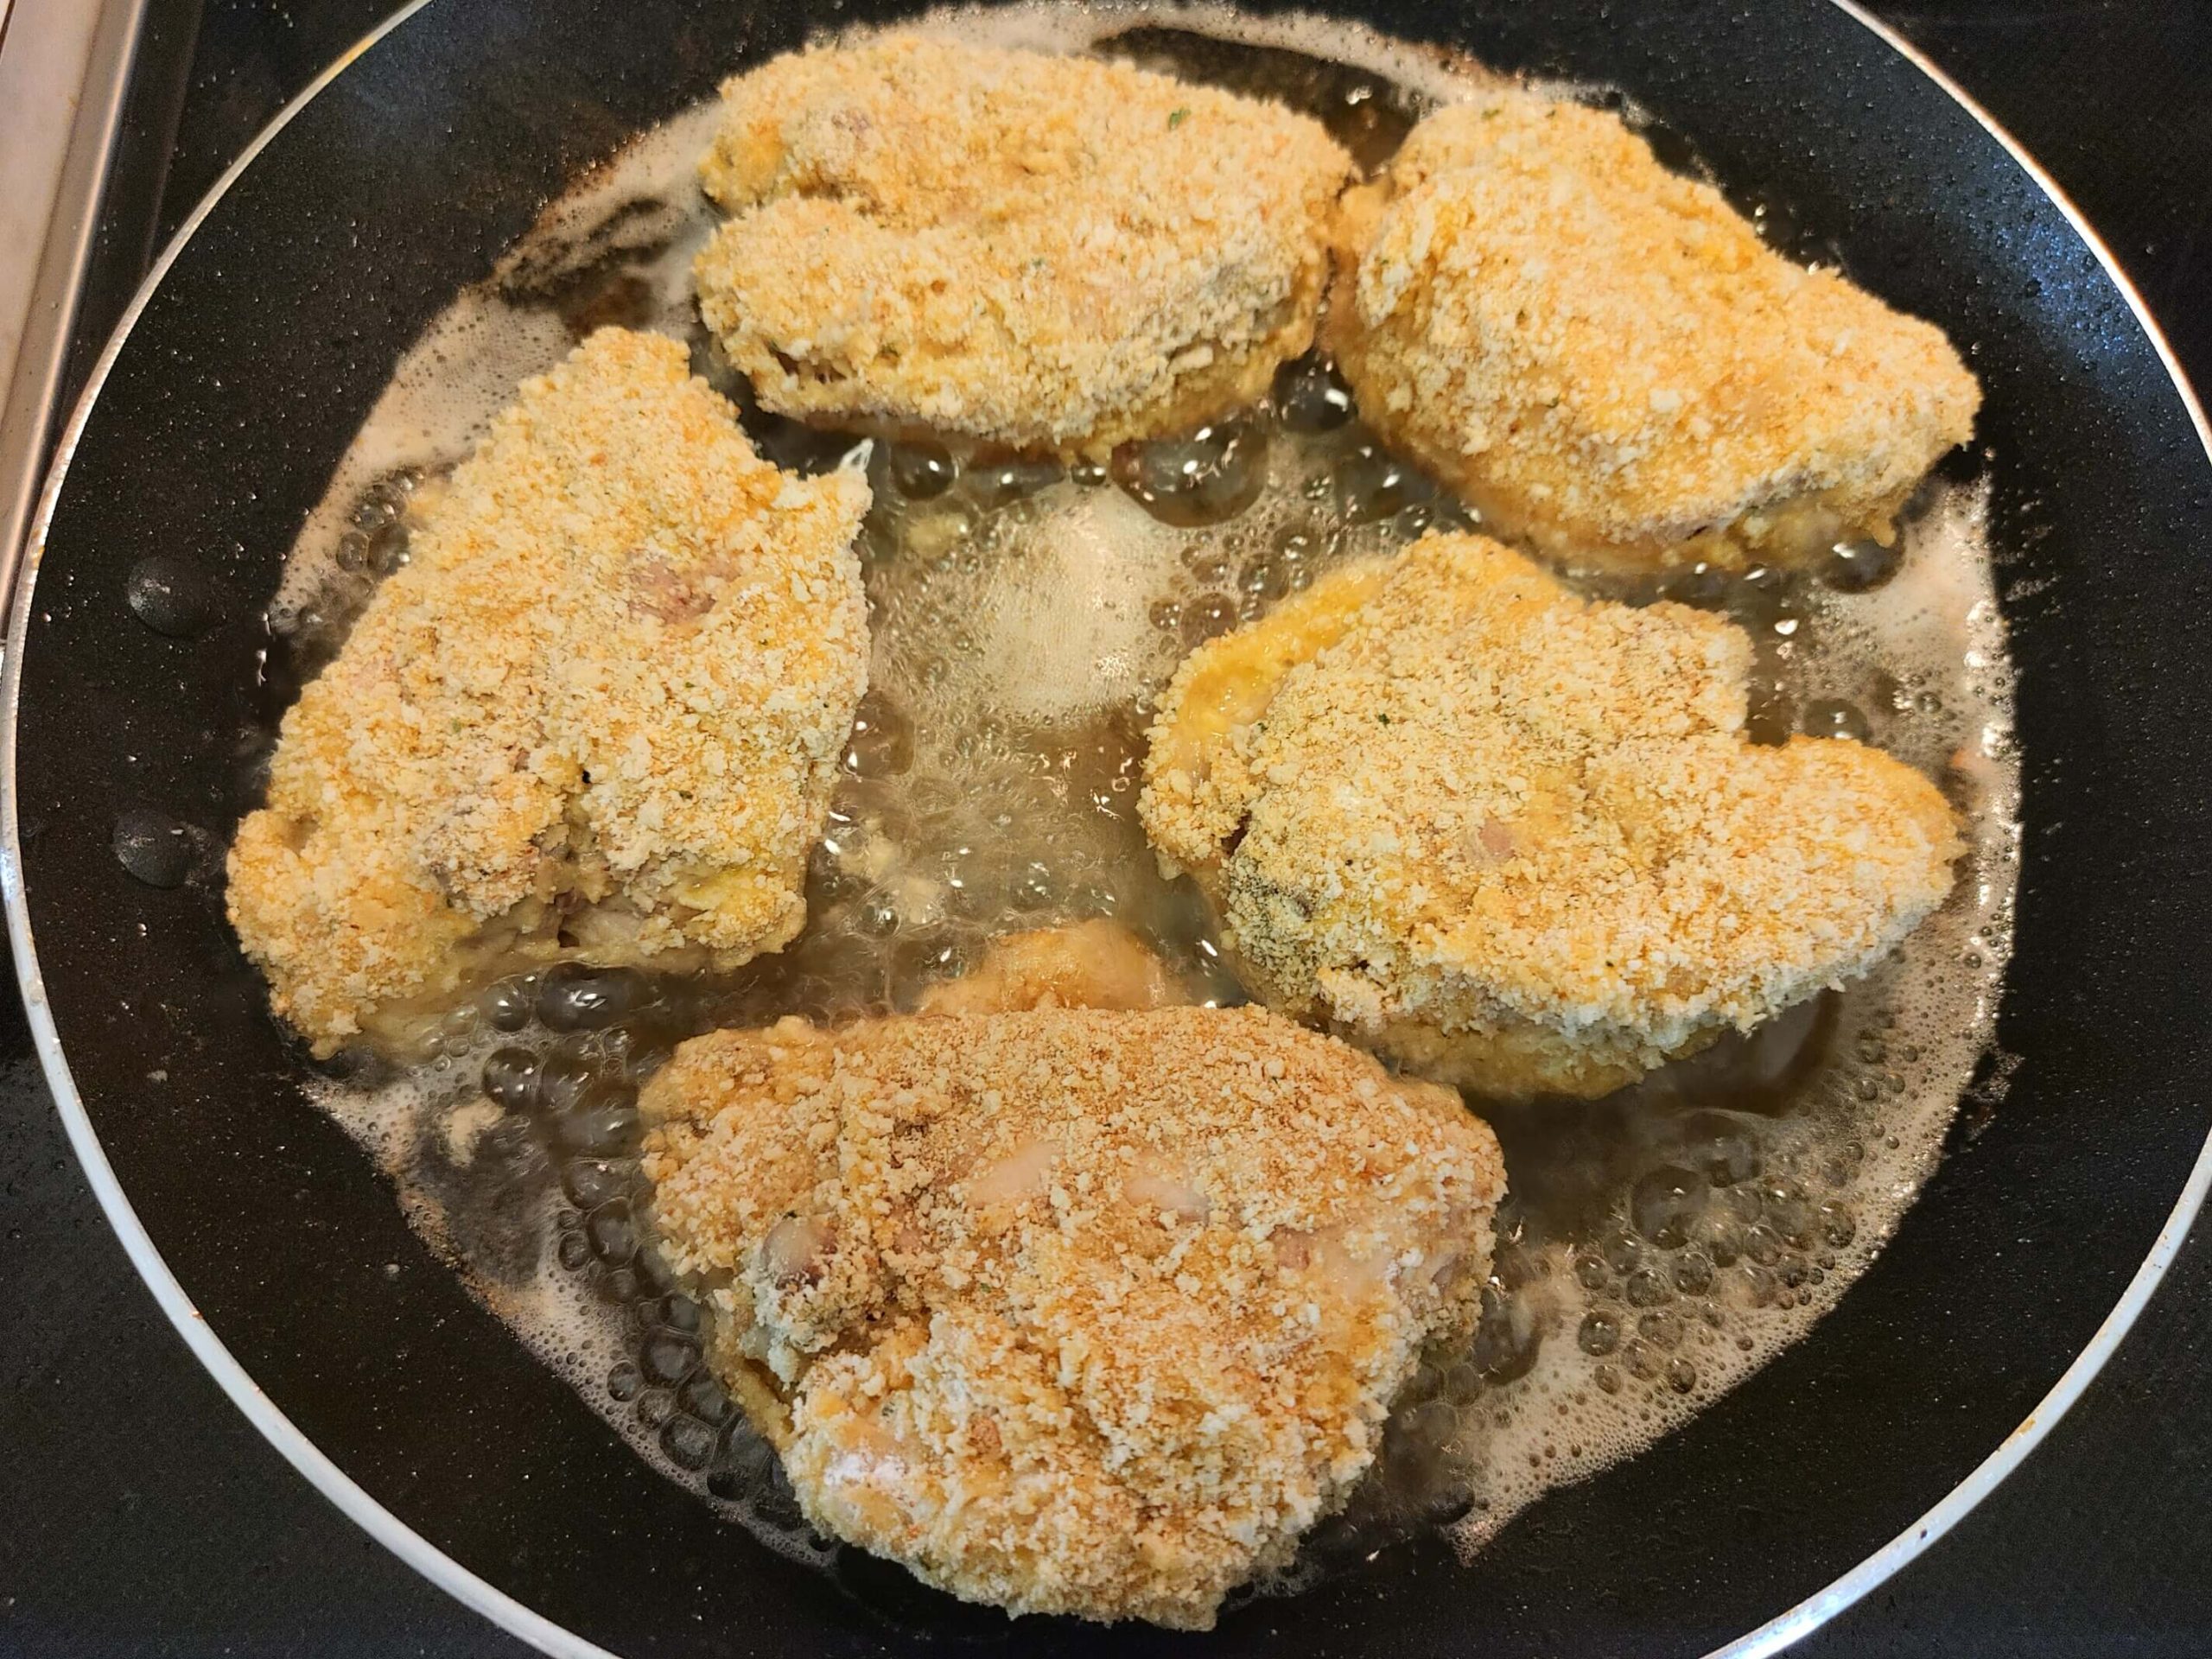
left=1577, top=1311, right=1620, bottom=1357
left=112, top=809, right=195, bottom=889
left=537, top=964, right=653, bottom=1033
left=965, top=454, right=1063, bottom=510
left=640, top=1331, right=701, bottom=1387
left=481, top=1046, right=540, bottom=1110
left=1111, top=417, right=1268, bottom=527
left=1334, top=441, right=1429, bottom=524
left=586, top=1201, right=639, bottom=1265
left=1272, top=353, right=1355, bottom=432
left=1802, top=699, right=1872, bottom=741
left=125, top=555, right=220, bottom=638
left=1630, top=1165, right=1709, bottom=1249
left=661, top=1415, right=717, bottom=1471
left=1821, top=538, right=1902, bottom=593
left=887, top=441, right=956, bottom=499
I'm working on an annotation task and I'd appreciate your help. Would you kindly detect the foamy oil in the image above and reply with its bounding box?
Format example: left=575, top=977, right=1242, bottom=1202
left=256, top=3, right=2018, bottom=1611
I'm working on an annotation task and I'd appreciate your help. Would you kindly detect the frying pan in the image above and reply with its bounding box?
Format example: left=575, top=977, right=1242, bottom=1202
left=8, top=1, right=2209, bottom=1654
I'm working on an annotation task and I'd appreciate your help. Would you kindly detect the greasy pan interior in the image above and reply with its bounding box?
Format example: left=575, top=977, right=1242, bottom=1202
left=10, top=0, right=2211, bottom=1654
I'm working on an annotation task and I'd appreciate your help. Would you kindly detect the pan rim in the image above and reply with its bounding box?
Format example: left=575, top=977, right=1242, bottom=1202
left=1711, top=1, right=2212, bottom=1648
left=1, top=11, right=617, bottom=1657
left=3, top=3, right=2207, bottom=1656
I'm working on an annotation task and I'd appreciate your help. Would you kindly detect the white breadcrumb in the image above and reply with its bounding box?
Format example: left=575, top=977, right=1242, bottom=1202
left=641, top=988, right=1504, bottom=1629
left=693, top=34, right=1353, bottom=456
left=227, top=328, right=871, bottom=1054
left=1326, top=91, right=1981, bottom=569
left=1140, top=531, right=1963, bottom=1099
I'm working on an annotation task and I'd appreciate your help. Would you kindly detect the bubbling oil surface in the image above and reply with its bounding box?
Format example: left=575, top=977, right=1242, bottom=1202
left=267, top=3, right=2019, bottom=1614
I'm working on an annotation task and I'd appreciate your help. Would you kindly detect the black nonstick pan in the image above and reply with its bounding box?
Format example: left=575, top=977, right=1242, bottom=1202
left=8, top=1, right=2210, bottom=1655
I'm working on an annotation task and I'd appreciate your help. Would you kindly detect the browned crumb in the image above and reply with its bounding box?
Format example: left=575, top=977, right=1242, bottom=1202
left=693, top=34, right=1353, bottom=457
left=641, top=1001, right=1503, bottom=1628
left=226, top=328, right=871, bottom=1054
left=916, top=918, right=1187, bottom=1015
left=1325, top=92, right=1981, bottom=569
left=1140, top=531, right=1964, bottom=1099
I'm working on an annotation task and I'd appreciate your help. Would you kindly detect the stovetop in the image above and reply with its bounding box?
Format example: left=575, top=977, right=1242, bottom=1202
left=1, top=3, right=2207, bottom=1655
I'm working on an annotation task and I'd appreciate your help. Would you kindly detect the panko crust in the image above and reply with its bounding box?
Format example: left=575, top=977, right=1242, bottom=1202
left=226, top=328, right=871, bottom=1053
left=1141, top=531, right=1964, bottom=1099
left=1325, top=91, right=1981, bottom=570
left=641, top=1001, right=1504, bottom=1628
left=693, top=34, right=1354, bottom=457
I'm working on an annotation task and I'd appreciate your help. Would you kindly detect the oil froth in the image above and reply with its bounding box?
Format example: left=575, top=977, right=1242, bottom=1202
left=261, top=3, right=2018, bottom=1611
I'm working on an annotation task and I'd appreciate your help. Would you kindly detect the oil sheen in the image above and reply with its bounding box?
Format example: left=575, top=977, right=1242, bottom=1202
left=257, top=3, right=2021, bottom=1609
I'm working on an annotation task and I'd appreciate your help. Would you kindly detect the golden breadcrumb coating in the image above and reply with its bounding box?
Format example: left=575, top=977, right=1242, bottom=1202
left=1141, top=531, right=1963, bottom=1099
left=693, top=34, right=1353, bottom=457
left=227, top=328, right=871, bottom=1054
left=1325, top=91, right=1981, bottom=569
left=641, top=997, right=1503, bottom=1628
left=915, top=918, right=1185, bottom=1015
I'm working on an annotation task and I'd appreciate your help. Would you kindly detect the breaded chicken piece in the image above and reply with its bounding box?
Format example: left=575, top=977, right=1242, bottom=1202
left=1325, top=91, right=1980, bottom=569
left=692, top=35, right=1353, bottom=457
left=915, top=918, right=1185, bottom=1015
left=1141, top=531, right=1962, bottom=1099
left=227, top=328, right=870, bottom=1054
left=640, top=996, right=1503, bottom=1628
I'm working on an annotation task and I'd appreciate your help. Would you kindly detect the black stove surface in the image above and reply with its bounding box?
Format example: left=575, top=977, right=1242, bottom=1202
left=3, top=3, right=2208, bottom=1655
